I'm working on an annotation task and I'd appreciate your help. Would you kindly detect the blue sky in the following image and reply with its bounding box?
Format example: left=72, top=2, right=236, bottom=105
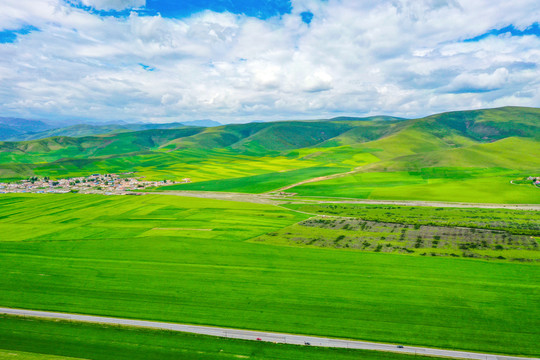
left=0, top=0, right=539, bottom=123
left=146, top=0, right=292, bottom=19
left=465, top=23, right=540, bottom=42
left=0, top=25, right=39, bottom=44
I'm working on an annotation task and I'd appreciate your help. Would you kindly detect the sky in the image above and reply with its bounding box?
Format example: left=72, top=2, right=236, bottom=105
left=0, top=0, right=539, bottom=123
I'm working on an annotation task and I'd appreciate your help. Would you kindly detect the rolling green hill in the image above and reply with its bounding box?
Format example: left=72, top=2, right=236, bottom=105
left=0, top=127, right=204, bottom=163
left=0, top=106, right=538, bottom=203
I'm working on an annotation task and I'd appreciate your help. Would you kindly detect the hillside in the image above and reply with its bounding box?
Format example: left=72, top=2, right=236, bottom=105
left=0, top=106, right=538, bottom=203
left=0, top=127, right=204, bottom=163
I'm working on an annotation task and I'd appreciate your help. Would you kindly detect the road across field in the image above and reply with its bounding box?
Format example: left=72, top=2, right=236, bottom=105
left=155, top=190, right=540, bottom=210
left=1, top=308, right=537, bottom=360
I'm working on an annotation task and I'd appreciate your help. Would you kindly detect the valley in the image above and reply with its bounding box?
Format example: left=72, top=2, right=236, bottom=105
left=2, top=1, right=539, bottom=358
left=0, top=107, right=538, bottom=359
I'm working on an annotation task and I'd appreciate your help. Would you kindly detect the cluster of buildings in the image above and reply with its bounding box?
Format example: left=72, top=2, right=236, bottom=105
left=527, top=176, right=540, bottom=186
left=0, top=173, right=190, bottom=195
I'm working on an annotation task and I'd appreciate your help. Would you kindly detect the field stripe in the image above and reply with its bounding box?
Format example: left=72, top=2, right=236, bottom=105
left=1, top=308, right=536, bottom=360
left=152, top=227, right=213, bottom=231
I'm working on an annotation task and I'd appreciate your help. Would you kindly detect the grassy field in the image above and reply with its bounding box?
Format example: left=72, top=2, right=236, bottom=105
left=0, top=315, right=443, bottom=360
left=289, top=168, right=540, bottom=203
left=160, top=166, right=348, bottom=193
left=0, top=194, right=538, bottom=356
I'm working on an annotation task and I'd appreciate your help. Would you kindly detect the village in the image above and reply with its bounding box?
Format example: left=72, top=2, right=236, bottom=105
left=0, top=173, right=190, bottom=195
left=527, top=176, right=540, bottom=187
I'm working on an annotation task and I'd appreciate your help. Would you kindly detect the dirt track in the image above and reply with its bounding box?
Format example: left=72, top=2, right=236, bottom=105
left=274, top=168, right=360, bottom=192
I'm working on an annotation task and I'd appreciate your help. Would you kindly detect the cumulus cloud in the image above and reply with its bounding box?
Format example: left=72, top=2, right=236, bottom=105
left=303, top=70, right=333, bottom=92
left=0, top=0, right=538, bottom=122
left=447, top=68, right=509, bottom=93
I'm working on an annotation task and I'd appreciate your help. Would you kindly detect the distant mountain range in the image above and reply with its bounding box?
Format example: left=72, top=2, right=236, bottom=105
left=0, top=117, right=52, bottom=140
left=0, top=118, right=222, bottom=141
left=0, top=115, right=407, bottom=142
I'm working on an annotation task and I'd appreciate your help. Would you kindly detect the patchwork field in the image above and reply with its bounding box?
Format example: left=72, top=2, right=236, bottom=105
left=162, top=166, right=349, bottom=193
left=0, top=194, right=538, bottom=356
left=31, top=148, right=346, bottom=183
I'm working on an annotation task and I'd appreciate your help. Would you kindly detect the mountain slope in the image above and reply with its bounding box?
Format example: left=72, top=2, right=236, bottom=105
left=0, top=106, right=538, bottom=203
left=416, top=106, right=540, bottom=141
left=0, top=128, right=204, bottom=163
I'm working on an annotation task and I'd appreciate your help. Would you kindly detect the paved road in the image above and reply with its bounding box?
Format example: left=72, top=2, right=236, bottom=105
left=304, top=198, right=540, bottom=210
left=155, top=190, right=540, bottom=210
left=1, top=308, right=537, bottom=360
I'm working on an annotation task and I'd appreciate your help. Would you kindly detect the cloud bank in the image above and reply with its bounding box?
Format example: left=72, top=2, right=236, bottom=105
left=0, top=0, right=539, bottom=122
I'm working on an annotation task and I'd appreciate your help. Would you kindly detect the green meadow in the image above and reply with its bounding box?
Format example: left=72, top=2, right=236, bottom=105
left=163, top=166, right=348, bottom=193
left=0, top=315, right=443, bottom=360
left=289, top=169, right=540, bottom=203
left=0, top=194, right=538, bottom=356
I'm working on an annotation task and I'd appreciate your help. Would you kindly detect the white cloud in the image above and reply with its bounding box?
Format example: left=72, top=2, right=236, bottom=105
left=447, top=67, right=509, bottom=93
left=303, top=69, right=333, bottom=92
left=0, top=0, right=538, bottom=122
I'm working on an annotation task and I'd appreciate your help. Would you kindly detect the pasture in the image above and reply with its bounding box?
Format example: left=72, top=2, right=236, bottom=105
left=289, top=168, right=540, bottom=203
left=161, top=166, right=348, bottom=193
left=0, top=194, right=538, bottom=356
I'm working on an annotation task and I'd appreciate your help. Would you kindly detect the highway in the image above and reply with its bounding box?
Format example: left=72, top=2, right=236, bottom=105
left=1, top=307, right=537, bottom=360
left=155, top=190, right=540, bottom=210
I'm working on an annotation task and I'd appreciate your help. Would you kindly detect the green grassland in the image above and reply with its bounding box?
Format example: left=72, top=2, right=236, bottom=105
left=0, top=194, right=538, bottom=356
left=0, top=106, right=538, bottom=203
left=0, top=349, right=81, bottom=360
left=289, top=168, right=540, bottom=203
left=162, top=166, right=349, bottom=193
left=0, top=315, right=443, bottom=360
